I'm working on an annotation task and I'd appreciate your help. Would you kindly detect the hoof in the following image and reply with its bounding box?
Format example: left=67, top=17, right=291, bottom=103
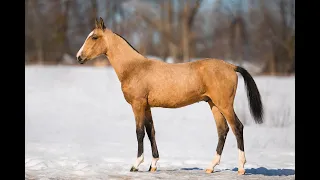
left=238, top=168, right=245, bottom=175
left=130, top=166, right=138, bottom=172
left=205, top=169, right=214, bottom=173
left=148, top=165, right=157, bottom=172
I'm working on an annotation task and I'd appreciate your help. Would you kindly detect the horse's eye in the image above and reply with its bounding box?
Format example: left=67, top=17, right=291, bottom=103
left=92, top=36, right=98, bottom=40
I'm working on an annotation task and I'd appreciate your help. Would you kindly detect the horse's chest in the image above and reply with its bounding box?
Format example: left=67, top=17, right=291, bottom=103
left=121, top=84, right=146, bottom=104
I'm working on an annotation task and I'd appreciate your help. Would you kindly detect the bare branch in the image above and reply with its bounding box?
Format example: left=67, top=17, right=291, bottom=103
left=136, top=12, right=179, bottom=48
left=187, top=0, right=203, bottom=28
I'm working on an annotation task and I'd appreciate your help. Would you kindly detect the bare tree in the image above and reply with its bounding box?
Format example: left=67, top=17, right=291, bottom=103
left=133, top=0, right=202, bottom=62
left=261, top=0, right=295, bottom=74
left=28, top=0, right=44, bottom=64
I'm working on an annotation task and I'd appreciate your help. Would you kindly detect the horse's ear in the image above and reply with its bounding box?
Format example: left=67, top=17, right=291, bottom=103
left=95, top=18, right=100, bottom=29
left=99, top=17, right=106, bottom=30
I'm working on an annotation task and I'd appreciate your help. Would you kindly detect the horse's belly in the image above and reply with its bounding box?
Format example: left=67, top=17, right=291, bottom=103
left=147, top=87, right=205, bottom=108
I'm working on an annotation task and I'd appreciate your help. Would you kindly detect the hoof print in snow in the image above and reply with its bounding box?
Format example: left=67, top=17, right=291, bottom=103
left=130, top=166, right=138, bottom=172
left=148, top=165, right=157, bottom=172
left=205, top=169, right=214, bottom=173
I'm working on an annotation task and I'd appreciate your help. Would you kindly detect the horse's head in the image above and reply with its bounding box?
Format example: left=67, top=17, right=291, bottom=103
left=76, top=17, right=112, bottom=64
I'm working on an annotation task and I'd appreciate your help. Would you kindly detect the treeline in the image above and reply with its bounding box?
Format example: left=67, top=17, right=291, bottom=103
left=25, top=0, right=295, bottom=75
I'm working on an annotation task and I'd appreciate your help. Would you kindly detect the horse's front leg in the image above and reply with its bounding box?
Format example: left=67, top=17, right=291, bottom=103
left=144, top=106, right=159, bottom=172
left=130, top=99, right=147, bottom=172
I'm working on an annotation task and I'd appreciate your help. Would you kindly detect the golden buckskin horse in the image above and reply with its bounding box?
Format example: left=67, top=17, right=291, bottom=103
left=76, top=17, right=263, bottom=175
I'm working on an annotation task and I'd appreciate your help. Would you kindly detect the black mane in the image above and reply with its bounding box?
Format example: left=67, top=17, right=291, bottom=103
left=114, top=32, right=140, bottom=54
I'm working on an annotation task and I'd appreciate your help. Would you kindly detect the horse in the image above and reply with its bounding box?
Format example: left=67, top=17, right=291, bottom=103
left=76, top=17, right=264, bottom=175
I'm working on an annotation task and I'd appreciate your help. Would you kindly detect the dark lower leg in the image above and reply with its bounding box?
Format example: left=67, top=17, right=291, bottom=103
left=145, top=108, right=159, bottom=171
left=130, top=126, right=145, bottom=171
left=145, top=120, right=159, bottom=158
left=216, top=123, right=229, bottom=156
left=206, top=103, right=229, bottom=172
left=130, top=100, right=146, bottom=172
left=206, top=125, right=229, bottom=172
left=234, top=114, right=246, bottom=173
left=235, top=124, right=244, bottom=152
left=218, top=107, right=246, bottom=174
left=136, top=127, right=145, bottom=158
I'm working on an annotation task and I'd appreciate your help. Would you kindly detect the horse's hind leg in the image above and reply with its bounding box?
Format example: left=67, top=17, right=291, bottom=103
left=144, top=106, right=159, bottom=172
left=205, top=100, right=229, bottom=173
left=218, top=106, right=246, bottom=175
left=234, top=113, right=246, bottom=175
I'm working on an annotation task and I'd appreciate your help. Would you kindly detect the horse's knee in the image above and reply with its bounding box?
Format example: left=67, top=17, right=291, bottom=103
left=231, top=120, right=243, bottom=135
left=136, top=128, right=145, bottom=141
left=218, top=123, right=229, bottom=137
left=232, top=120, right=245, bottom=151
left=224, top=122, right=230, bottom=133
left=225, top=126, right=229, bottom=136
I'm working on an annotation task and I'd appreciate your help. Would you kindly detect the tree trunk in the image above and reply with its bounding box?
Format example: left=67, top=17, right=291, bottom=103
left=30, top=0, right=44, bottom=64
left=90, top=0, right=98, bottom=28
left=160, top=1, right=168, bottom=61
left=166, top=1, right=178, bottom=62
left=182, top=3, right=190, bottom=62
left=57, top=0, right=71, bottom=64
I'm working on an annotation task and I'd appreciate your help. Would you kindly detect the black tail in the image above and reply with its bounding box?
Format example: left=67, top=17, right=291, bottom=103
left=235, top=66, right=263, bottom=124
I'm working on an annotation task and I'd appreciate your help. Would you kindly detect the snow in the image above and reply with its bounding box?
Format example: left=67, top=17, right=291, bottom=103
left=25, top=65, right=295, bottom=179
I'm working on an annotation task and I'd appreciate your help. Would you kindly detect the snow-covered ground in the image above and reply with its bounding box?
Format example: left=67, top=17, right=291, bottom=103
left=25, top=65, right=295, bottom=180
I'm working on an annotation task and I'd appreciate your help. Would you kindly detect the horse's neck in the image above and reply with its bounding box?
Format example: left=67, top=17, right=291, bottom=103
left=106, top=35, right=146, bottom=82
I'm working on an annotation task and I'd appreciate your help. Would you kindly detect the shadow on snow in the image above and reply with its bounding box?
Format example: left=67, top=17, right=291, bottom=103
left=157, top=167, right=295, bottom=176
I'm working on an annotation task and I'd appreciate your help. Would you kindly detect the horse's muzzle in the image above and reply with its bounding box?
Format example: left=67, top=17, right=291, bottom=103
left=77, top=56, right=85, bottom=64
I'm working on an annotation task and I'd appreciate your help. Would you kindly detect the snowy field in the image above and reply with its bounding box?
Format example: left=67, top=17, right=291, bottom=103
left=25, top=65, right=295, bottom=180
